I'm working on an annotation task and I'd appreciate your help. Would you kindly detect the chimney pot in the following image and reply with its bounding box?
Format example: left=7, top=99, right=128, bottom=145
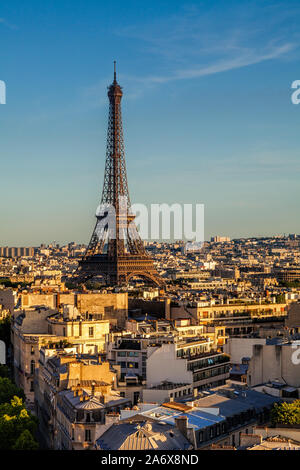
left=175, top=416, right=188, bottom=437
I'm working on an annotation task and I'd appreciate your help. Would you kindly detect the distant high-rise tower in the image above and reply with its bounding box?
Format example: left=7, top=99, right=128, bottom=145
left=75, top=63, right=164, bottom=287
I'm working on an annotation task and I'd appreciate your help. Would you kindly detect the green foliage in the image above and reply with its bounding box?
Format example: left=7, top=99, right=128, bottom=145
left=0, top=278, right=12, bottom=287
left=65, top=281, right=78, bottom=290
left=0, top=365, right=11, bottom=378
left=0, top=278, right=29, bottom=289
left=47, top=339, right=72, bottom=349
left=65, top=280, right=107, bottom=291
left=271, top=400, right=300, bottom=426
left=12, top=429, right=39, bottom=450
left=85, top=281, right=106, bottom=290
left=280, top=280, right=300, bottom=288
left=0, top=396, right=38, bottom=449
left=0, top=377, right=25, bottom=404
left=275, top=294, right=286, bottom=304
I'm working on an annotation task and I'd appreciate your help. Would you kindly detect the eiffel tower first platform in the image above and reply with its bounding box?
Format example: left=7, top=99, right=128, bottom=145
left=74, top=63, right=164, bottom=288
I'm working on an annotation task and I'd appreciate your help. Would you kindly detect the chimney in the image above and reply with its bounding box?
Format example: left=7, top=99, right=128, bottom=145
left=99, top=394, right=105, bottom=404
left=175, top=416, right=188, bottom=437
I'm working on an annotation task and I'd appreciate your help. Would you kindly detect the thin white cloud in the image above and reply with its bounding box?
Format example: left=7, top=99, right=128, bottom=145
left=83, top=40, right=295, bottom=107
left=0, top=17, right=18, bottom=30
left=84, top=4, right=298, bottom=105
left=115, top=3, right=298, bottom=89
left=141, top=43, right=295, bottom=84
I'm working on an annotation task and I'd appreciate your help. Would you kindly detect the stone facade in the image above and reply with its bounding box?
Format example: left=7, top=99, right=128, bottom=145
left=21, top=292, right=128, bottom=328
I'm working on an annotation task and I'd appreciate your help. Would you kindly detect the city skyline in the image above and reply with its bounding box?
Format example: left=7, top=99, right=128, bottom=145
left=1, top=0, right=300, bottom=245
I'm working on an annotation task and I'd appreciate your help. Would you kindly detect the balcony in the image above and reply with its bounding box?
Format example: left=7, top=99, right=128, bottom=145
left=179, top=350, right=225, bottom=361
left=187, top=353, right=230, bottom=372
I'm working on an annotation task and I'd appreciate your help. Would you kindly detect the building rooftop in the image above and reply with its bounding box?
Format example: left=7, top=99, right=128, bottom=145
left=96, top=418, right=192, bottom=450
left=59, top=388, right=128, bottom=410
left=244, top=436, right=300, bottom=450
left=125, top=404, right=225, bottom=431
left=190, top=387, right=281, bottom=417
left=149, top=381, right=190, bottom=390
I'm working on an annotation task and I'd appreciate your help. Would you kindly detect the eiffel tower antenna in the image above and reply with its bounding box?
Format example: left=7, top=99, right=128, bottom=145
left=74, top=64, right=164, bottom=287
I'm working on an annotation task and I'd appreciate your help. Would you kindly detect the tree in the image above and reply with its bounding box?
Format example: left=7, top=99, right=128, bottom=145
left=65, top=281, right=78, bottom=290
left=12, top=429, right=39, bottom=450
left=280, top=280, right=300, bottom=288
left=271, top=400, right=300, bottom=426
left=275, top=294, right=286, bottom=304
left=0, top=377, right=25, bottom=404
left=0, top=396, right=38, bottom=449
left=0, top=365, right=10, bottom=378
left=0, top=279, right=30, bottom=289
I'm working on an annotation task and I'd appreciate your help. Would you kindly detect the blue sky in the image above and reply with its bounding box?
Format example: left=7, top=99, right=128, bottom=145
left=0, top=0, right=300, bottom=245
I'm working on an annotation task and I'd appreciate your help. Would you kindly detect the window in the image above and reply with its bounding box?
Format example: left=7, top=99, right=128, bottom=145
left=30, top=381, right=34, bottom=392
left=30, top=346, right=34, bottom=355
left=85, top=429, right=91, bottom=442
left=88, top=327, right=94, bottom=338
left=128, top=351, right=138, bottom=357
left=30, top=360, right=35, bottom=375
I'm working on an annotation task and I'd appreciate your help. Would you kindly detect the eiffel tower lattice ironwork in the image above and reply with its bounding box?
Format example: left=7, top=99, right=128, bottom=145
left=75, top=63, right=164, bottom=287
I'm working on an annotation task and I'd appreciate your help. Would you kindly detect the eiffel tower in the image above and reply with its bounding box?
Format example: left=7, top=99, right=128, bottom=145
left=75, top=63, right=164, bottom=287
